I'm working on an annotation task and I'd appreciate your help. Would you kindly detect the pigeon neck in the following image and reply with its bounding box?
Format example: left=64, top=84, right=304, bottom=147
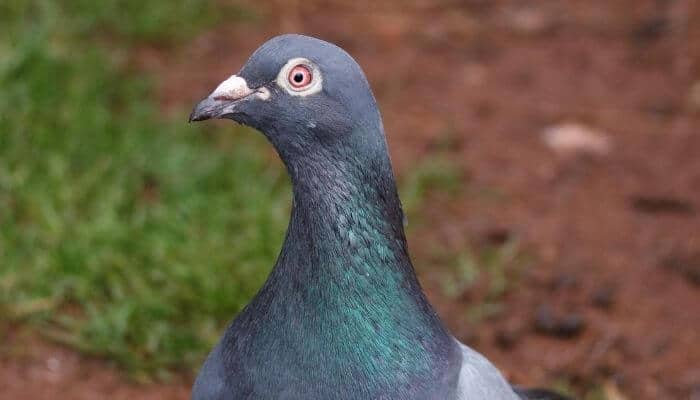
left=287, top=148, right=407, bottom=254
left=218, top=128, right=461, bottom=398
left=247, top=148, right=460, bottom=392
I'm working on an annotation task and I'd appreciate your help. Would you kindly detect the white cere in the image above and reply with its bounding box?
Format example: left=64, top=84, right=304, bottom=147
left=211, top=75, right=270, bottom=101
left=211, top=75, right=253, bottom=100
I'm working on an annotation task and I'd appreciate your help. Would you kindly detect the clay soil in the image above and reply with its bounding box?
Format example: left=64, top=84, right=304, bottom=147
left=3, top=1, right=699, bottom=399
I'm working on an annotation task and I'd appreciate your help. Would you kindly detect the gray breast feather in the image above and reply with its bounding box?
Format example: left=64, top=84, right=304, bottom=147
left=453, top=340, right=520, bottom=400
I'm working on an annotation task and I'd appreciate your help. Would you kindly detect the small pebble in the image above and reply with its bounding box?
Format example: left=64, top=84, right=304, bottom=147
left=534, top=304, right=586, bottom=338
left=631, top=195, right=695, bottom=215
left=551, top=272, right=579, bottom=291
left=494, top=326, right=521, bottom=349
left=660, top=252, right=700, bottom=287
left=46, top=356, right=61, bottom=372
left=689, top=81, right=700, bottom=112
left=542, top=122, right=611, bottom=156
left=591, top=286, right=616, bottom=310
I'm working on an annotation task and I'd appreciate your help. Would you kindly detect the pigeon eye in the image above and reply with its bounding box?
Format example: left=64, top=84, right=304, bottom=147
left=277, top=58, right=322, bottom=96
left=287, top=65, right=313, bottom=89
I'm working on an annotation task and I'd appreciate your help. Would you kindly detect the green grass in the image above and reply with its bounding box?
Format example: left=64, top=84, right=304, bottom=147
left=428, top=237, right=527, bottom=324
left=1, top=0, right=257, bottom=45
left=398, top=153, right=528, bottom=324
left=0, top=0, right=284, bottom=378
left=400, top=155, right=463, bottom=216
left=549, top=379, right=614, bottom=400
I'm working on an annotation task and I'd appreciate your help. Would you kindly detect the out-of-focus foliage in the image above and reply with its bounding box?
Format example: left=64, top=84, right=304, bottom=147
left=0, top=0, right=256, bottom=43
left=0, top=0, right=284, bottom=377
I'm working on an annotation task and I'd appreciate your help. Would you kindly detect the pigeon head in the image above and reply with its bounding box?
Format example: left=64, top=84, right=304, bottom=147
left=190, top=34, right=386, bottom=170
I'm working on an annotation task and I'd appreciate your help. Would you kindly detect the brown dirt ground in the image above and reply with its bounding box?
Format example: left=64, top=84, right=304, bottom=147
left=3, top=1, right=699, bottom=399
left=0, top=327, right=189, bottom=400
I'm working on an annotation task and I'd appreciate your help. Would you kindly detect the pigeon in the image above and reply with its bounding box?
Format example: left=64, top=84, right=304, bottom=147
left=189, top=34, right=570, bottom=400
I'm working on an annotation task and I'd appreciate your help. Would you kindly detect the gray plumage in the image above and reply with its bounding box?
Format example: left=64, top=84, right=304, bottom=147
left=189, top=34, right=569, bottom=400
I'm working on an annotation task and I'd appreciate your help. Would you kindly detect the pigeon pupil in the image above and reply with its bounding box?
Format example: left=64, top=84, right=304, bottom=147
left=294, top=73, right=304, bottom=83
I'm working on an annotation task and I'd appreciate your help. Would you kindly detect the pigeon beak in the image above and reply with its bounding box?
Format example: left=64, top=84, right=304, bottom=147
left=189, top=96, right=224, bottom=122
left=189, top=75, right=267, bottom=122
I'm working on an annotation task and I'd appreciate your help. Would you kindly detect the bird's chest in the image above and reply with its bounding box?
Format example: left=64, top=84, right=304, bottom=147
left=194, top=295, right=458, bottom=400
left=196, top=347, right=455, bottom=400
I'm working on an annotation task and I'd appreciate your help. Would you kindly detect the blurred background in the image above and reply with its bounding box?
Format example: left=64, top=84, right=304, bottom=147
left=1, top=1, right=698, bottom=399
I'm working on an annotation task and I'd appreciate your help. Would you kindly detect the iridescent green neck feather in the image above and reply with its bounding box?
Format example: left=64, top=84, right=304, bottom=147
left=206, top=134, right=461, bottom=399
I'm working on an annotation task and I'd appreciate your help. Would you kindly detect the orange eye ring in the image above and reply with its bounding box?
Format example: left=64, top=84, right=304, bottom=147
left=287, top=64, right=313, bottom=89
